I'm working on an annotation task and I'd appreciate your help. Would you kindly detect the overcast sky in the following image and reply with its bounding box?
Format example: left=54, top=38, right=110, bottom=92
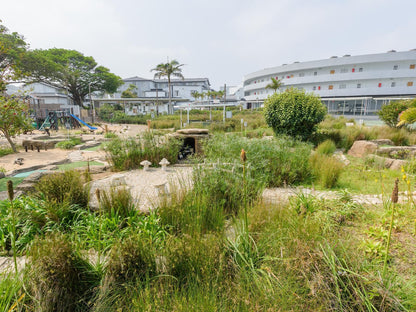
left=2, top=0, right=416, bottom=90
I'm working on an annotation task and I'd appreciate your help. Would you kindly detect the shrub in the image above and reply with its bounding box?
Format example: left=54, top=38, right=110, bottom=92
left=35, top=170, right=89, bottom=207
left=27, top=233, right=101, bottom=312
left=316, top=139, right=336, bottom=155
left=0, top=147, right=14, bottom=157
left=378, top=100, right=410, bottom=128
left=104, top=132, right=118, bottom=139
left=310, top=153, right=344, bottom=188
left=264, top=88, right=326, bottom=140
left=56, top=137, right=82, bottom=149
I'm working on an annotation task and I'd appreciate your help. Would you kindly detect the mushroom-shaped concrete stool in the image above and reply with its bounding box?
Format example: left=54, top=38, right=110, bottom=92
left=159, top=158, right=170, bottom=171
left=140, top=160, right=152, bottom=171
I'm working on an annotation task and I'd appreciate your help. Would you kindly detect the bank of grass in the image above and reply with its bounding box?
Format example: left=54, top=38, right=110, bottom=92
left=2, top=130, right=416, bottom=310
left=0, top=177, right=25, bottom=192
left=57, top=160, right=104, bottom=170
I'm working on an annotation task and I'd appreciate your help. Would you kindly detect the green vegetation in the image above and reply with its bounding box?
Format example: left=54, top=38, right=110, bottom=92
left=57, top=160, right=104, bottom=170
left=0, top=147, right=14, bottom=157
left=378, top=100, right=411, bottom=128
left=55, top=137, right=82, bottom=149
left=264, top=88, right=326, bottom=140
left=105, top=132, right=181, bottom=171
left=0, top=177, right=24, bottom=192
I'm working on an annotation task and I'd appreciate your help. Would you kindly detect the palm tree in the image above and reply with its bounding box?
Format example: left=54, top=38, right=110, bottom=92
left=265, top=77, right=283, bottom=94
left=151, top=59, right=184, bottom=114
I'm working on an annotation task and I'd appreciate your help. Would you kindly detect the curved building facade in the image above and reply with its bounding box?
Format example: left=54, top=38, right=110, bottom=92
left=243, top=50, right=416, bottom=115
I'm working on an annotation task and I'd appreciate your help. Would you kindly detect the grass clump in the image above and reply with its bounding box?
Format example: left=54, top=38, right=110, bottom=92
left=0, top=146, right=14, bottom=157
left=310, top=153, right=344, bottom=188
left=97, top=187, right=136, bottom=219
left=27, top=233, right=101, bottom=312
left=316, top=139, right=336, bottom=155
left=55, top=137, right=82, bottom=149
left=104, top=132, right=118, bottom=139
left=35, top=170, right=89, bottom=207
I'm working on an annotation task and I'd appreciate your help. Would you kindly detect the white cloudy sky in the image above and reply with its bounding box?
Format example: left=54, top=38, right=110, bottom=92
left=2, top=0, right=416, bottom=89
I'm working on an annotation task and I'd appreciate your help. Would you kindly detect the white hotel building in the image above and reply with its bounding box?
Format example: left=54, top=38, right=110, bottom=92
left=243, top=50, right=416, bottom=115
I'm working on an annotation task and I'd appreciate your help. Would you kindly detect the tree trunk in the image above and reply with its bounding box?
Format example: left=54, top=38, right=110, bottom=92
left=168, top=77, right=172, bottom=115
left=4, top=133, right=17, bottom=153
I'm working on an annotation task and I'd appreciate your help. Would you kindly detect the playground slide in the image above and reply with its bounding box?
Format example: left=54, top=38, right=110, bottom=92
left=70, top=114, right=98, bottom=130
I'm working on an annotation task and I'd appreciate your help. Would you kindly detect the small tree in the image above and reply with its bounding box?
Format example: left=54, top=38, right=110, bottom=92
left=264, top=88, right=326, bottom=141
left=378, top=100, right=411, bottom=128
left=265, top=77, right=283, bottom=94
left=0, top=95, right=31, bottom=152
left=121, top=84, right=138, bottom=98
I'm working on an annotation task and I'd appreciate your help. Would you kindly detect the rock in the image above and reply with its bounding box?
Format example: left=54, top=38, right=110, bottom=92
left=0, top=172, right=5, bottom=179
left=334, top=152, right=350, bottom=166
left=370, top=139, right=394, bottom=146
left=176, top=128, right=209, bottom=135
left=347, top=140, right=378, bottom=157
left=390, top=159, right=407, bottom=171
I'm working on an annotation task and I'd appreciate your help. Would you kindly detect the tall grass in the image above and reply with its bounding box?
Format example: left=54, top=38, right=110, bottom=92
left=105, top=132, right=181, bottom=171
left=203, top=134, right=313, bottom=187
left=27, top=233, right=101, bottom=312
left=310, top=153, right=344, bottom=188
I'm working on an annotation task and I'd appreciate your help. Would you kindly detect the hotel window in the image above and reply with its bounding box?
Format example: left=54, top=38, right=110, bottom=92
left=341, top=68, right=348, bottom=73
left=287, top=76, right=290, bottom=79
left=408, top=81, right=413, bottom=87
left=352, top=68, right=355, bottom=73
left=391, top=82, right=396, bottom=87
left=312, top=86, right=316, bottom=91
left=357, top=83, right=361, bottom=88
left=378, top=83, right=382, bottom=87
left=318, top=86, right=321, bottom=90
left=328, top=85, right=333, bottom=90
left=410, top=64, right=415, bottom=69
left=299, top=73, right=305, bottom=77
left=314, top=71, right=317, bottom=76
left=330, top=70, right=335, bottom=74
left=359, top=67, right=363, bottom=72
left=339, top=84, right=346, bottom=89
left=290, top=74, right=294, bottom=78
left=393, top=65, right=398, bottom=70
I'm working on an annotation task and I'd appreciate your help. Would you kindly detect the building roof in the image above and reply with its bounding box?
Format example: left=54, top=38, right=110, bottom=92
left=123, top=76, right=210, bottom=85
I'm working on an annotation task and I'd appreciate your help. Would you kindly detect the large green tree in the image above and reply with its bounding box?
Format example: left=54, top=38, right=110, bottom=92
left=264, top=88, right=326, bottom=141
left=121, top=84, right=138, bottom=98
left=0, top=21, right=28, bottom=92
left=22, top=48, right=123, bottom=106
left=151, top=59, right=184, bottom=114
left=0, top=94, right=31, bottom=152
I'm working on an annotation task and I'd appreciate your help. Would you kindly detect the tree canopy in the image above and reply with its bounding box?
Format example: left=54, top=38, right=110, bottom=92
left=0, top=21, right=28, bottom=92
left=151, top=59, right=184, bottom=114
left=0, top=94, right=32, bottom=152
left=22, top=48, right=123, bottom=106
left=265, top=77, right=283, bottom=94
left=121, top=84, right=138, bottom=98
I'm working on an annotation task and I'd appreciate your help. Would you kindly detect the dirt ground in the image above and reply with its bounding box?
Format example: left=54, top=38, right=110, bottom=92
left=0, top=123, right=149, bottom=174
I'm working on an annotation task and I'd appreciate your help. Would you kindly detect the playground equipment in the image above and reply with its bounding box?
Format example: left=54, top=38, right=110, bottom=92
left=70, top=114, right=97, bottom=130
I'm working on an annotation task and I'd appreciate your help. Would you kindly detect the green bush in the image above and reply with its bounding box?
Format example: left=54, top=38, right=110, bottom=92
left=378, top=100, right=410, bottom=128
left=35, top=170, right=89, bottom=207
left=0, top=147, right=14, bottom=157
left=56, top=137, right=82, bottom=149
left=316, top=139, right=336, bottom=155
left=104, top=132, right=118, bottom=139
left=264, top=88, right=326, bottom=140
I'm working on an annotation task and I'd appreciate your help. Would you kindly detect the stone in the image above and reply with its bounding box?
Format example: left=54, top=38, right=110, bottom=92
left=347, top=140, right=378, bottom=157
left=370, top=139, right=394, bottom=146
left=176, top=128, right=209, bottom=135
left=0, top=172, right=5, bottom=179
left=140, top=160, right=152, bottom=171
left=159, top=158, right=170, bottom=171
left=389, top=159, right=407, bottom=171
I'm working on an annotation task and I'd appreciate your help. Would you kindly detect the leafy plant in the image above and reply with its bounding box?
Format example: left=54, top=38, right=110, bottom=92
left=316, top=139, right=336, bottom=155
left=264, top=88, right=326, bottom=141
left=378, top=100, right=410, bottom=128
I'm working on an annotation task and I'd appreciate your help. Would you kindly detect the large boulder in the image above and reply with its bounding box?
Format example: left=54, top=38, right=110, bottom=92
left=348, top=140, right=378, bottom=157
